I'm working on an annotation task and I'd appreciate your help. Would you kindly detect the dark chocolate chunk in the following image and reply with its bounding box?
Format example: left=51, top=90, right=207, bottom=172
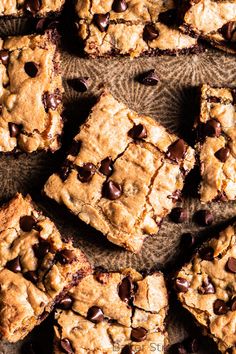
left=42, top=91, right=61, bottom=111
left=230, top=297, right=236, bottom=311
left=24, top=0, right=42, bottom=14
left=204, top=119, right=221, bottom=137
left=68, top=140, right=81, bottom=157
left=60, top=338, right=74, bottom=354
left=180, top=233, right=195, bottom=249
left=121, top=345, right=134, bottom=354
left=20, top=215, right=36, bottom=232
left=33, top=241, right=52, bottom=259
left=94, top=13, right=110, bottom=32
left=112, top=0, right=128, bottom=12
left=60, top=160, right=72, bottom=181
left=143, top=24, right=159, bottom=41
left=58, top=249, right=76, bottom=264
left=226, top=257, right=236, bottom=273
left=102, top=181, right=122, bottom=200
left=99, top=157, right=113, bottom=176
left=24, top=271, right=38, bottom=284
left=213, top=299, right=228, bottom=315
left=9, top=123, right=22, bottom=138
left=215, top=147, right=230, bottom=163
left=77, top=163, right=96, bottom=183
left=87, top=306, right=104, bottom=323
left=221, top=21, right=236, bottom=41
left=170, top=207, right=188, bottom=223
left=175, top=277, right=190, bottom=293
left=118, top=276, right=132, bottom=303
left=198, top=278, right=215, bottom=294
left=194, top=209, right=214, bottom=226
left=24, top=62, right=40, bottom=78
left=128, top=124, right=147, bottom=139
left=199, top=246, right=214, bottom=261
left=167, top=139, right=186, bottom=162
left=58, top=295, right=73, bottom=310
left=6, top=256, right=21, bottom=273
left=131, top=327, right=147, bottom=342
left=138, top=69, right=158, bottom=86
left=0, top=50, right=9, bottom=65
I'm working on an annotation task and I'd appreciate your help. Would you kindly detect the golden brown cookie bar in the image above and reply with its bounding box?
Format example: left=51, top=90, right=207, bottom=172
left=194, top=84, right=236, bottom=203
left=180, top=0, right=236, bottom=54
left=0, top=193, right=91, bottom=342
left=0, top=31, right=63, bottom=153
left=54, top=268, right=168, bottom=354
left=0, top=0, right=65, bottom=17
left=175, top=223, right=236, bottom=354
left=44, top=91, right=195, bottom=253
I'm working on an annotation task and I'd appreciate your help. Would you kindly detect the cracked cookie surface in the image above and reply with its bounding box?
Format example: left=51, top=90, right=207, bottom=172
left=0, top=193, right=91, bottom=342
left=194, top=84, right=236, bottom=203
left=0, top=31, right=63, bottom=153
left=0, top=0, right=65, bottom=17
left=54, top=268, right=168, bottom=354
left=44, top=91, right=195, bottom=253
left=175, top=223, right=236, bottom=354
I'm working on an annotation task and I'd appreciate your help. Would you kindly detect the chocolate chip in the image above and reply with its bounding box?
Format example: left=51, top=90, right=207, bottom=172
left=0, top=50, right=9, bottom=65
left=24, top=62, right=40, bottom=78
left=118, top=276, right=132, bottom=303
left=69, top=77, right=90, bottom=92
left=175, top=277, right=190, bottom=293
left=24, top=0, right=42, bottom=14
left=33, top=241, right=52, bottom=259
left=138, top=69, right=158, bottom=86
left=68, top=140, right=81, bottom=157
left=167, top=139, right=187, bottom=162
left=6, top=256, right=21, bottom=273
left=194, top=210, right=214, bottom=226
left=9, top=123, right=22, bottom=138
left=131, top=327, right=147, bottom=342
left=199, top=246, right=214, bottom=261
left=20, top=215, right=36, bottom=232
left=99, top=157, right=113, bottom=176
left=60, top=338, right=74, bottom=354
left=143, top=24, right=159, bottom=41
left=180, top=233, right=195, bottom=249
left=128, top=124, right=147, bottom=139
left=60, top=160, right=72, bottom=181
left=170, top=207, right=188, bottom=223
left=42, top=91, right=61, bottom=111
left=226, top=257, right=236, bottom=273
left=221, top=21, right=236, bottom=41
left=204, top=119, right=221, bottom=138
left=121, top=345, right=134, bottom=354
left=58, top=249, right=76, bottom=264
left=215, top=147, right=230, bottom=162
left=184, top=337, right=199, bottom=353
left=58, top=295, right=73, bottom=310
left=230, top=297, right=236, bottom=311
left=112, top=0, right=128, bottom=12
left=94, top=13, right=110, bottom=32
left=102, top=181, right=122, bottom=200
left=24, top=271, right=38, bottom=284
left=87, top=306, right=104, bottom=323
left=77, top=163, right=96, bottom=183
left=213, top=299, right=228, bottom=315
left=198, top=278, right=215, bottom=294
left=158, top=9, right=177, bottom=26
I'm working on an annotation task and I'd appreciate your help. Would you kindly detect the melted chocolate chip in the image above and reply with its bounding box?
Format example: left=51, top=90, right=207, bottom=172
left=33, top=241, right=52, bottom=259
left=24, top=0, right=42, bottom=14
left=121, top=345, right=134, bottom=354
left=158, top=9, right=178, bottom=26
left=42, top=91, right=61, bottom=111
left=167, top=139, right=186, bottom=162
left=94, top=13, right=110, bottom=32
left=194, top=210, right=214, bottom=226
left=221, top=21, right=236, bottom=41
left=175, top=277, right=190, bottom=293
left=99, top=157, right=113, bottom=176
left=213, top=299, right=228, bottom=315
left=77, top=163, right=96, bottom=183
left=58, top=295, right=73, bottom=310
left=118, top=276, right=132, bottom=303
left=199, top=246, right=214, bottom=261
left=180, top=233, right=195, bottom=249
left=24, top=271, right=38, bottom=284
left=112, top=0, right=128, bottom=12
left=138, top=69, right=159, bottom=86
left=60, top=338, right=74, bottom=354
left=131, top=327, right=147, bottom=342
left=102, top=180, right=122, bottom=200
left=87, top=306, right=104, bottom=323
left=58, top=249, right=76, bottom=264
left=143, top=24, right=159, bottom=41
left=68, top=140, right=81, bottom=156
left=226, top=257, right=236, bottom=273
left=170, top=207, right=188, bottom=223
left=24, top=62, right=40, bottom=78
left=60, top=160, right=72, bottom=181
left=204, top=119, right=221, bottom=138
left=20, top=215, right=36, bottom=232
left=128, top=124, right=147, bottom=139
left=0, top=50, right=9, bottom=65
left=215, top=147, right=230, bottom=163
left=9, top=123, right=22, bottom=138
left=230, top=297, right=236, bottom=311
left=198, top=278, right=215, bottom=294
left=6, top=256, right=21, bottom=273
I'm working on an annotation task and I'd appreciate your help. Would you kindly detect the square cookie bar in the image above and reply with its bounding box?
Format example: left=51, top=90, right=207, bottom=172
left=0, top=31, right=63, bottom=153
left=194, top=84, right=236, bottom=203
left=54, top=268, right=168, bottom=354
left=180, top=0, right=236, bottom=54
left=0, top=193, right=91, bottom=342
left=0, top=0, right=65, bottom=17
left=175, top=223, right=236, bottom=354
left=76, top=0, right=199, bottom=57
left=44, top=91, right=195, bottom=253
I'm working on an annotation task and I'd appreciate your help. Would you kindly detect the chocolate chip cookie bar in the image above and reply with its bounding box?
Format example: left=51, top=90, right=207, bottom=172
left=175, top=223, right=236, bottom=354
left=44, top=91, right=195, bottom=253
left=0, top=193, right=91, bottom=342
left=194, top=84, right=236, bottom=203
left=0, top=31, right=63, bottom=153
left=54, top=268, right=168, bottom=354
left=0, top=0, right=65, bottom=17
left=76, top=0, right=199, bottom=57
left=180, top=0, right=236, bottom=54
